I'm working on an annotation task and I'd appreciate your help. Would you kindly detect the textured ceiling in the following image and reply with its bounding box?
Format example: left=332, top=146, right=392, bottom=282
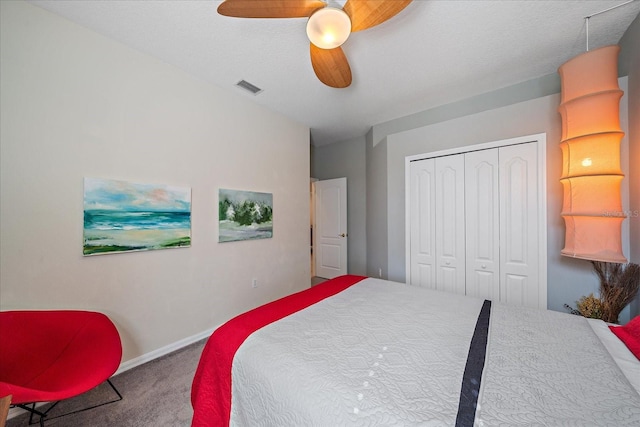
left=28, top=0, right=640, bottom=146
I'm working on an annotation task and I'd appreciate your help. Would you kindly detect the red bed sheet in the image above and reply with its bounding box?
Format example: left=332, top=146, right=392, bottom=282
left=191, top=274, right=367, bottom=427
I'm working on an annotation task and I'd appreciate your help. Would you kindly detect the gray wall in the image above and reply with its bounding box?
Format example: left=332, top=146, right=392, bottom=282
left=619, top=13, right=640, bottom=314
left=384, top=88, right=632, bottom=323
left=314, top=16, right=640, bottom=320
left=371, top=73, right=561, bottom=146
left=365, top=129, right=389, bottom=279
left=362, top=37, right=639, bottom=322
left=311, top=135, right=367, bottom=275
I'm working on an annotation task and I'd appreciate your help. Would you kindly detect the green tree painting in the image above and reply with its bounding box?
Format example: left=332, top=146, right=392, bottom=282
left=218, top=189, right=273, bottom=242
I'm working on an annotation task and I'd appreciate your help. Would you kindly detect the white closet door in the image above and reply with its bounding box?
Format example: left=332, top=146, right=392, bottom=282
left=465, top=149, right=500, bottom=300
left=409, top=159, right=437, bottom=288
left=499, top=143, right=539, bottom=308
left=435, top=155, right=466, bottom=295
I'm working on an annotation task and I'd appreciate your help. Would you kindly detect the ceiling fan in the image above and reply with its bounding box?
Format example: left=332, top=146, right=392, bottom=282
left=217, top=0, right=413, bottom=88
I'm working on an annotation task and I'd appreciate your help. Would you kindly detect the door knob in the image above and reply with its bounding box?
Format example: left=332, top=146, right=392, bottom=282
left=339, top=233, right=346, bottom=237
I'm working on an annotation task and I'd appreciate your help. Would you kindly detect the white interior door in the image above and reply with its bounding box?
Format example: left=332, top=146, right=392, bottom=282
left=499, top=143, right=539, bottom=308
left=465, top=149, right=500, bottom=300
left=409, top=158, right=437, bottom=288
left=435, top=155, right=466, bottom=295
left=314, top=178, right=347, bottom=279
left=406, top=134, right=546, bottom=309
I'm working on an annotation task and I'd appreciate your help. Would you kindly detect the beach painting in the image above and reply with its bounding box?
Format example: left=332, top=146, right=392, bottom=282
left=83, top=177, right=191, bottom=255
left=219, top=189, right=273, bottom=243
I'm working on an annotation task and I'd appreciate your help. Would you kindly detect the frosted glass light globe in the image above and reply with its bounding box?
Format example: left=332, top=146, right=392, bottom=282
left=306, top=7, right=351, bottom=49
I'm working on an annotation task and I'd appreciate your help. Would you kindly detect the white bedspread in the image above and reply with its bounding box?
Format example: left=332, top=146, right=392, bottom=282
left=230, top=278, right=640, bottom=426
left=477, top=303, right=640, bottom=425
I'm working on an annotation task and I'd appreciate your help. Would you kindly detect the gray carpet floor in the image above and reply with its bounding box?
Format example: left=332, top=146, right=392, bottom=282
left=8, top=279, right=323, bottom=426
left=7, top=339, right=206, bottom=427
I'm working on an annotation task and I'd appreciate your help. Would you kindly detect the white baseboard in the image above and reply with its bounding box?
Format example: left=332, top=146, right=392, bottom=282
left=114, top=325, right=217, bottom=375
left=7, top=325, right=218, bottom=420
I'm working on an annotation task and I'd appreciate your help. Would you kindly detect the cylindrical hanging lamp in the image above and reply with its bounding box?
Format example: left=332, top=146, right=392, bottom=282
left=558, top=45, right=627, bottom=263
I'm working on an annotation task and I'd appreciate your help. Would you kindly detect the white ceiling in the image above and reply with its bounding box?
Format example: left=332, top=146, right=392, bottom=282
left=28, top=0, right=640, bottom=146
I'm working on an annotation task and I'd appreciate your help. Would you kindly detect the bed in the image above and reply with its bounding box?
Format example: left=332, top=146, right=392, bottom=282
left=191, top=275, right=640, bottom=426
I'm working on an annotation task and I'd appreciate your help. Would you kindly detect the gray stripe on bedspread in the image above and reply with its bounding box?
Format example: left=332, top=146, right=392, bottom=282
left=455, top=299, right=491, bottom=427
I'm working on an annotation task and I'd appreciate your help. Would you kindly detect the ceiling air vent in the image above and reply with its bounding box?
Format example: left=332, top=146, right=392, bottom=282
left=235, top=80, right=263, bottom=95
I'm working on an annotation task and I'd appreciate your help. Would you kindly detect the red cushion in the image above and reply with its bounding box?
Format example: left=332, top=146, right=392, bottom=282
left=609, top=315, right=640, bottom=360
left=0, top=310, right=122, bottom=403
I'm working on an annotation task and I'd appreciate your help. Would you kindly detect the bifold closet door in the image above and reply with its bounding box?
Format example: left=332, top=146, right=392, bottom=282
left=465, top=149, right=500, bottom=300
left=434, top=155, right=465, bottom=295
left=408, top=141, right=542, bottom=308
left=409, top=155, right=465, bottom=294
left=499, top=143, right=539, bottom=308
left=409, top=158, right=436, bottom=288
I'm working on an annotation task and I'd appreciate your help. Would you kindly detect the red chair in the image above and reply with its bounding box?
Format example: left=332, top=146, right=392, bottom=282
left=0, top=310, right=123, bottom=426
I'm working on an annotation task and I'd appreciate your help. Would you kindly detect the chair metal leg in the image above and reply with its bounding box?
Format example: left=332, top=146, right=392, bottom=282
left=14, top=378, right=123, bottom=426
left=13, top=403, right=49, bottom=426
left=106, top=379, right=123, bottom=401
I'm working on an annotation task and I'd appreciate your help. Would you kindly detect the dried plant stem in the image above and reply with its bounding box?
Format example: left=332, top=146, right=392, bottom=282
left=592, top=261, right=640, bottom=324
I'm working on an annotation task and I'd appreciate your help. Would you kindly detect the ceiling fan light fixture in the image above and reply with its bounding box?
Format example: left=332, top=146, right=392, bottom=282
left=306, top=7, right=351, bottom=49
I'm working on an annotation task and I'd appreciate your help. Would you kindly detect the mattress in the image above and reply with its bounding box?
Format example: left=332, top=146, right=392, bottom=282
left=191, top=276, right=640, bottom=426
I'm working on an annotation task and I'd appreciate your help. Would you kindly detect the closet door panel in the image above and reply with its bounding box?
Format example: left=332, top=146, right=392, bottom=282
left=503, top=274, right=527, bottom=306
left=465, top=149, right=500, bottom=300
left=499, top=143, right=539, bottom=308
left=435, top=155, right=465, bottom=295
left=409, top=159, right=437, bottom=288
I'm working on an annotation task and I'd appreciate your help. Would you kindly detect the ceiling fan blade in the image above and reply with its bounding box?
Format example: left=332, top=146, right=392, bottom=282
left=343, top=0, right=413, bottom=32
left=310, top=44, right=352, bottom=88
left=217, top=0, right=326, bottom=18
